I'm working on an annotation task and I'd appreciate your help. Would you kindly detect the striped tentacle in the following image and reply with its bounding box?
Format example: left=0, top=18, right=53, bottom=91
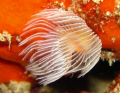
left=19, top=9, right=102, bottom=85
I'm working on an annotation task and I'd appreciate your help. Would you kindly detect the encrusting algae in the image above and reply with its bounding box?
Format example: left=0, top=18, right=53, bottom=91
left=0, top=30, right=12, bottom=50
left=0, top=81, right=31, bottom=93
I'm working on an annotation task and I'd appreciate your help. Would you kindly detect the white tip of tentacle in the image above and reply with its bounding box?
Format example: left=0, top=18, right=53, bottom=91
left=19, top=8, right=102, bottom=85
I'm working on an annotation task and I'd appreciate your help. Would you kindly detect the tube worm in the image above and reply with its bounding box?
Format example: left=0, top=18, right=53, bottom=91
left=19, top=9, right=102, bottom=85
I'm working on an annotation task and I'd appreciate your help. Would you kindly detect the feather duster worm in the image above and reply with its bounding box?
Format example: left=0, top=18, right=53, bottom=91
left=19, top=9, right=102, bottom=85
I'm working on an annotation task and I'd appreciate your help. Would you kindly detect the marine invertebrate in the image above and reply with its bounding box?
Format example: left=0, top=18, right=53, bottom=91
left=19, top=8, right=102, bottom=85
left=0, top=0, right=120, bottom=92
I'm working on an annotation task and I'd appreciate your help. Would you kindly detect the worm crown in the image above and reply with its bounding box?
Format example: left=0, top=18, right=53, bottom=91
left=19, top=9, right=102, bottom=85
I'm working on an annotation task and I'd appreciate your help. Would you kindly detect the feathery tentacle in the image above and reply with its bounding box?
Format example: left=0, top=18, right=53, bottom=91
left=19, top=9, right=102, bottom=85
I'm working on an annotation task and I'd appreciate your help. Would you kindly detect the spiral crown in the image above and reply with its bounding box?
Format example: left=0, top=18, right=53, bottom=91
left=19, top=9, right=102, bottom=85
